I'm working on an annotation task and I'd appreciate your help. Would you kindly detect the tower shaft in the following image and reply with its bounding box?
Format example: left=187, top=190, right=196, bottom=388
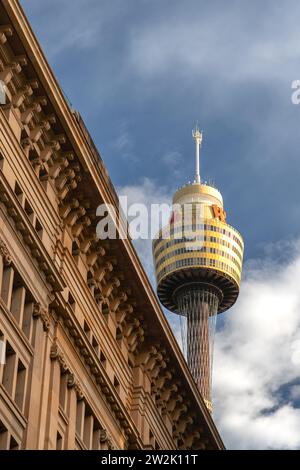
left=176, top=286, right=219, bottom=410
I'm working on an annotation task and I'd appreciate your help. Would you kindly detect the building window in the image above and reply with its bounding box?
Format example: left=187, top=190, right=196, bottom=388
left=83, top=320, right=92, bottom=342
left=35, top=218, right=43, bottom=239
left=76, top=399, right=85, bottom=440
left=10, top=273, right=26, bottom=326
left=113, top=376, right=120, bottom=394
left=1, top=264, right=14, bottom=309
left=68, top=292, right=76, bottom=311
left=24, top=199, right=34, bottom=223
left=14, top=359, right=26, bottom=412
left=0, top=421, right=8, bottom=450
left=92, top=419, right=101, bottom=450
left=14, top=182, right=24, bottom=205
left=92, top=336, right=100, bottom=356
left=59, top=371, right=68, bottom=412
left=83, top=405, right=94, bottom=449
left=100, top=351, right=106, bottom=368
left=22, top=296, right=34, bottom=342
left=2, top=342, right=16, bottom=395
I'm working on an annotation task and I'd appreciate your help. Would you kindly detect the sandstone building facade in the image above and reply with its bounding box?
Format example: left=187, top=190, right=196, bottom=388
left=0, top=0, right=223, bottom=450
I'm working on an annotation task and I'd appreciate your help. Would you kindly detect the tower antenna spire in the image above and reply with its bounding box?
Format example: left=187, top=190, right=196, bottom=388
left=192, top=124, right=203, bottom=184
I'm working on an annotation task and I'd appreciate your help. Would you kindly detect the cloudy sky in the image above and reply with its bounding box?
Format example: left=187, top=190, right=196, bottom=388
left=20, top=0, right=300, bottom=449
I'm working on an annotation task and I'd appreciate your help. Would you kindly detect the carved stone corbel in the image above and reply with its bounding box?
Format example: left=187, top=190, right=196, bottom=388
left=0, top=25, right=13, bottom=45
left=32, top=302, right=51, bottom=332
left=0, top=239, right=12, bottom=266
left=100, top=429, right=114, bottom=450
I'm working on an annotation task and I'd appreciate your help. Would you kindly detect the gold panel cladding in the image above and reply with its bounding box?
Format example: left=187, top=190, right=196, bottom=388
left=155, top=253, right=241, bottom=286
left=173, top=183, right=223, bottom=206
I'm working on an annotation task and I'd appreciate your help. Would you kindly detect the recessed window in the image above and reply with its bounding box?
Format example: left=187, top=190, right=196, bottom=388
left=0, top=421, right=8, bottom=450
left=92, top=419, right=101, bottom=450
left=24, top=199, right=34, bottom=223
left=83, top=320, right=91, bottom=341
left=92, top=336, right=100, bottom=355
left=22, top=294, right=34, bottom=342
left=59, top=372, right=68, bottom=412
left=83, top=404, right=93, bottom=449
left=100, top=351, right=106, bottom=367
left=35, top=219, right=43, bottom=238
left=68, top=292, right=75, bottom=311
left=14, top=359, right=26, bottom=412
left=14, top=182, right=23, bottom=204
left=2, top=342, right=16, bottom=395
left=76, top=399, right=85, bottom=439
left=113, top=376, right=120, bottom=393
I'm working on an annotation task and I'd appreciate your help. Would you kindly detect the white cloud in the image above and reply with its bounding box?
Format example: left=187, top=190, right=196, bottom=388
left=213, top=240, right=300, bottom=449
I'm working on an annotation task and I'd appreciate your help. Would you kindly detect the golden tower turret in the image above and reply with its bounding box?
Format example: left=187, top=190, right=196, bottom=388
left=152, top=127, right=244, bottom=411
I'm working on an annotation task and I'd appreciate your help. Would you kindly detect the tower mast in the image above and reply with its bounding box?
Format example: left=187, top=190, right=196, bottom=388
left=192, top=125, right=202, bottom=184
